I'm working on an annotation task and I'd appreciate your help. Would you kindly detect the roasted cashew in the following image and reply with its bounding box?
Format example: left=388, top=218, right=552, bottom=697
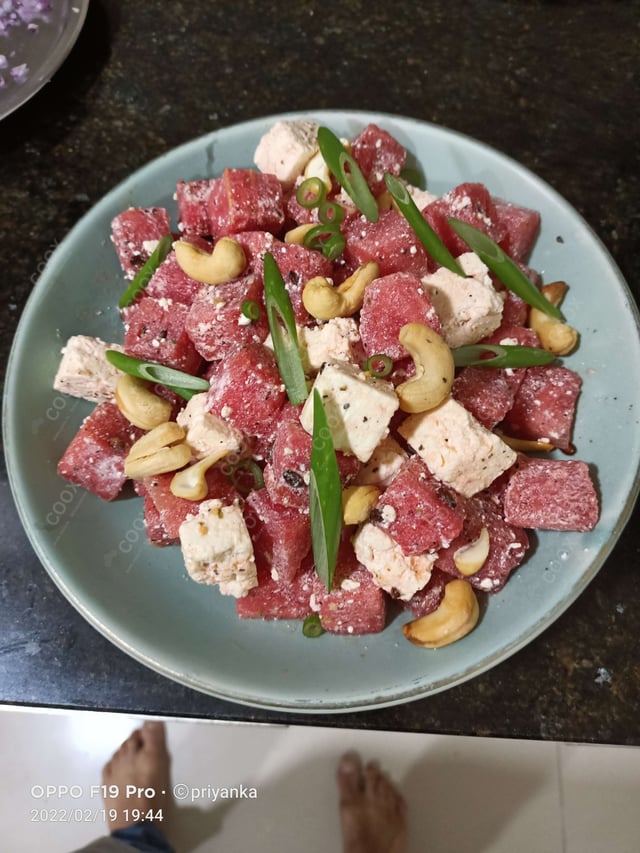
left=342, top=484, right=381, bottom=525
left=124, top=422, right=191, bottom=480
left=303, top=148, right=333, bottom=193
left=453, top=527, right=490, bottom=576
left=170, top=450, right=227, bottom=500
left=395, top=323, right=455, bottom=413
left=174, top=236, right=247, bottom=285
left=284, top=223, right=317, bottom=245
left=402, top=579, right=479, bottom=648
left=528, top=281, right=579, bottom=355
left=302, top=261, right=379, bottom=321
left=115, top=374, right=172, bottom=430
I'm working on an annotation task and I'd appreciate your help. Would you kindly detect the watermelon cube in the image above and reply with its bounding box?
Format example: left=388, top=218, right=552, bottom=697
left=57, top=402, right=141, bottom=501
left=372, top=455, right=466, bottom=555
left=143, top=494, right=177, bottom=546
left=402, top=567, right=449, bottom=618
left=422, top=183, right=507, bottom=258
left=493, top=198, right=541, bottom=263
left=502, top=458, right=599, bottom=531
left=185, top=274, right=269, bottom=361
left=350, top=123, right=407, bottom=197
left=501, top=365, right=582, bottom=452
left=452, top=366, right=516, bottom=430
left=208, top=169, right=285, bottom=237
left=145, top=251, right=205, bottom=307
left=123, top=296, right=202, bottom=374
left=359, top=272, right=442, bottom=361
left=343, top=209, right=433, bottom=278
left=176, top=179, right=216, bottom=237
left=244, top=488, right=311, bottom=583
left=111, top=207, right=171, bottom=279
left=317, top=539, right=387, bottom=634
left=206, top=342, right=286, bottom=440
left=236, top=560, right=316, bottom=621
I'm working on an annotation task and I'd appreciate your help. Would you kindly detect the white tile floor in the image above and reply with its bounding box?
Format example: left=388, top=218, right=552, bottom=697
left=1, top=706, right=638, bottom=853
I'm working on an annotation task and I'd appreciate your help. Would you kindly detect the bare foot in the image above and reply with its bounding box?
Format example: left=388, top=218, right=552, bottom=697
left=337, top=751, right=408, bottom=853
left=102, top=721, right=172, bottom=833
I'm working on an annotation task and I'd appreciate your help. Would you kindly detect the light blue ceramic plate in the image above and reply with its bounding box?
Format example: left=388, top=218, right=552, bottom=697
left=4, top=111, right=640, bottom=712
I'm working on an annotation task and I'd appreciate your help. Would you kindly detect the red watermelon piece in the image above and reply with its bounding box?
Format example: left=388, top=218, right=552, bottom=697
left=502, top=458, right=599, bottom=531
left=111, top=207, right=172, bottom=279
left=359, top=272, right=442, bottom=361
left=343, top=209, right=434, bottom=278
left=208, top=169, right=285, bottom=237
left=243, top=488, right=311, bottom=583
left=452, top=366, right=516, bottom=430
left=145, top=250, right=205, bottom=307
left=422, top=183, right=507, bottom=259
left=123, top=296, right=202, bottom=373
left=402, top=567, right=450, bottom=618
left=493, top=198, right=541, bottom=263
left=350, top=123, right=407, bottom=197
left=176, top=179, right=216, bottom=236
left=57, top=402, right=141, bottom=501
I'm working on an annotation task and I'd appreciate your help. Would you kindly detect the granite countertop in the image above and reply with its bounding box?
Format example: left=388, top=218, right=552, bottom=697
left=1, top=0, right=639, bottom=742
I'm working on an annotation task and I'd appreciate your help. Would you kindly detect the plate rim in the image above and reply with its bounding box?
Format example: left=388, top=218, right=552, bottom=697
left=4, top=109, right=640, bottom=712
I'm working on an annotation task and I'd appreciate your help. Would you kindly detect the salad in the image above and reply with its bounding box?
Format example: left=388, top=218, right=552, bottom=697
left=53, top=119, right=599, bottom=648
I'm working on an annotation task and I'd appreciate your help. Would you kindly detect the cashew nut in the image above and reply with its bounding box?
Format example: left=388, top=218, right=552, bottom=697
left=170, top=450, right=227, bottom=500
left=395, top=323, right=455, bottom=413
left=115, top=374, right=172, bottom=430
left=402, top=579, right=479, bottom=648
left=174, top=237, right=247, bottom=285
left=453, top=527, right=490, bottom=576
left=528, top=281, right=578, bottom=355
left=498, top=434, right=555, bottom=453
left=284, top=223, right=317, bottom=245
left=342, top=484, right=382, bottom=525
left=124, top=421, right=191, bottom=480
left=303, top=149, right=333, bottom=193
left=302, top=261, right=379, bottom=321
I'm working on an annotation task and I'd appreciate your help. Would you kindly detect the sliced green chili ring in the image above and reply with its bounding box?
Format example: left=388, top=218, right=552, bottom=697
left=317, top=126, right=379, bottom=223
left=452, top=344, right=556, bottom=369
left=302, top=614, right=326, bottom=638
left=295, top=177, right=326, bottom=209
left=309, top=389, right=342, bottom=593
left=318, top=199, right=345, bottom=226
left=105, top=350, right=210, bottom=400
left=241, top=299, right=261, bottom=321
left=302, top=223, right=346, bottom=261
left=384, top=173, right=464, bottom=275
left=263, top=252, right=309, bottom=406
left=447, top=218, right=564, bottom=320
left=118, top=233, right=173, bottom=309
left=364, top=353, right=393, bottom=377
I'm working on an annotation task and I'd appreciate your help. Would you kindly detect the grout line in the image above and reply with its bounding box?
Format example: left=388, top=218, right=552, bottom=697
left=556, top=743, right=568, bottom=853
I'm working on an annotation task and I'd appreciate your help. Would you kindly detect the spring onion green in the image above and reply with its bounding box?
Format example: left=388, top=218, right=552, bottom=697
left=447, top=218, right=563, bottom=320
left=302, top=614, right=326, bottom=638
left=364, top=354, right=393, bottom=377
left=452, top=344, right=556, bottom=368
left=296, top=177, right=326, bottom=208
left=118, top=234, right=173, bottom=309
left=105, top=350, right=210, bottom=400
left=317, top=126, right=379, bottom=222
left=241, top=299, right=261, bottom=321
left=318, top=200, right=345, bottom=226
left=309, top=389, right=342, bottom=592
left=263, top=252, right=309, bottom=406
left=384, top=173, right=464, bottom=275
left=302, top=224, right=346, bottom=261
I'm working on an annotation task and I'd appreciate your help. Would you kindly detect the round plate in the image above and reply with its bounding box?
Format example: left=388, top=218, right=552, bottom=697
left=0, top=0, right=89, bottom=121
left=4, top=111, right=640, bottom=712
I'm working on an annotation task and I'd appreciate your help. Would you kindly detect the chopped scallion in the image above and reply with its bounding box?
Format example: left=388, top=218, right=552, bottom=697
left=295, top=177, right=326, bottom=209
left=118, top=233, right=173, bottom=309
left=241, top=299, right=261, bottom=322
left=364, top=353, right=393, bottom=377
left=263, top=252, right=309, bottom=406
left=302, top=614, right=326, bottom=638
left=105, top=350, right=210, bottom=400
left=318, top=200, right=345, bottom=226
left=447, top=218, right=564, bottom=320
left=317, top=126, right=379, bottom=222
left=302, top=223, right=346, bottom=261
left=452, top=344, right=556, bottom=368
left=309, top=389, right=342, bottom=592
left=384, top=173, right=464, bottom=275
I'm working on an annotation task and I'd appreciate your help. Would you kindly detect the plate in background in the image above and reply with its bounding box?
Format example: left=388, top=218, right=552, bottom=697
left=4, top=110, right=640, bottom=712
left=0, top=0, right=89, bottom=120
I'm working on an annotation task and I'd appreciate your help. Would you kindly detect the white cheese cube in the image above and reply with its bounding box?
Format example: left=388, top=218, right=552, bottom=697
left=354, top=436, right=408, bottom=488
left=298, top=318, right=363, bottom=373
left=299, top=362, right=399, bottom=463
left=353, top=523, right=435, bottom=601
left=179, top=499, right=257, bottom=598
left=253, top=120, right=319, bottom=189
left=398, top=397, right=516, bottom=497
left=421, top=251, right=504, bottom=347
left=53, top=336, right=124, bottom=403
left=176, top=392, right=242, bottom=460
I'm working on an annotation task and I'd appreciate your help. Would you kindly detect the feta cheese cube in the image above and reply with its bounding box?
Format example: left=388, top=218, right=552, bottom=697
left=253, top=120, right=319, bottom=189
left=354, top=436, right=408, bottom=488
left=179, top=499, right=257, bottom=598
left=299, top=362, right=399, bottom=463
left=398, top=397, right=516, bottom=497
left=53, top=336, right=124, bottom=403
left=353, top=523, right=435, bottom=600
left=298, top=318, right=363, bottom=373
left=421, top=251, right=504, bottom=347
left=176, top=392, right=242, bottom=460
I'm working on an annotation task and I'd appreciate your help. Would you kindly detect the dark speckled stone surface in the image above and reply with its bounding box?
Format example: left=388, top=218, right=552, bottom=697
left=1, top=0, right=639, bottom=741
